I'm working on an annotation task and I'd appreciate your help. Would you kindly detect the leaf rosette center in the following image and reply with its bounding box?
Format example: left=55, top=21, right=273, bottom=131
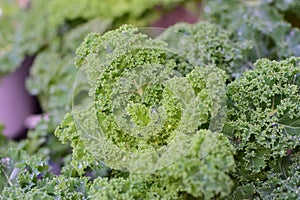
left=71, top=25, right=227, bottom=172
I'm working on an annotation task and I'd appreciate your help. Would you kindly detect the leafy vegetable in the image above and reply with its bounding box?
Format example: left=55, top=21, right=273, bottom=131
left=23, top=0, right=190, bottom=156
left=203, top=0, right=300, bottom=76
left=1, top=1, right=300, bottom=199
left=55, top=24, right=236, bottom=199
left=256, top=152, right=300, bottom=199
left=26, top=19, right=112, bottom=127
left=88, top=130, right=235, bottom=200
left=158, top=21, right=251, bottom=76
left=0, top=147, right=49, bottom=193
left=22, top=0, right=192, bottom=133
left=224, top=57, right=300, bottom=198
left=0, top=0, right=188, bottom=75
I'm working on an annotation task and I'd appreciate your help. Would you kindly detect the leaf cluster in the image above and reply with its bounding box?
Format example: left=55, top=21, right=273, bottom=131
left=203, top=0, right=300, bottom=76
left=1, top=1, right=300, bottom=199
left=224, top=57, right=300, bottom=198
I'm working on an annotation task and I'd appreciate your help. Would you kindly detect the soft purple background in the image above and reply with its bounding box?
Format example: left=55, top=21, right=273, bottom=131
left=0, top=57, right=37, bottom=138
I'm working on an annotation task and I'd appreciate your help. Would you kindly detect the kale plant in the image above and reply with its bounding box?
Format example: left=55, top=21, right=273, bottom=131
left=1, top=1, right=300, bottom=199
left=224, top=57, right=300, bottom=199
left=55, top=24, right=236, bottom=199
left=203, top=0, right=300, bottom=76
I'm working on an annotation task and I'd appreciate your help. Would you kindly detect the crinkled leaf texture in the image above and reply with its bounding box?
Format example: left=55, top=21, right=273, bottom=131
left=0, top=141, right=92, bottom=199
left=158, top=21, right=251, bottom=76
left=203, top=0, right=300, bottom=75
left=224, top=57, right=300, bottom=198
left=0, top=147, right=49, bottom=195
left=55, top=24, right=235, bottom=199
left=256, top=152, right=300, bottom=199
left=87, top=130, right=235, bottom=200
left=1, top=175, right=90, bottom=200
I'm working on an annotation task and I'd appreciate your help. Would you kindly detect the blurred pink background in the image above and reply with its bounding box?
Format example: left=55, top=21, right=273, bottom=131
left=0, top=57, right=38, bottom=139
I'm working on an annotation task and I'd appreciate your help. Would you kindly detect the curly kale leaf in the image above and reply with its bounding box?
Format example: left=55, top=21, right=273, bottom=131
left=87, top=130, right=235, bottom=200
left=0, top=147, right=50, bottom=193
left=55, top=117, right=236, bottom=199
left=0, top=144, right=93, bottom=199
left=89, top=176, right=181, bottom=200
left=63, top=24, right=229, bottom=171
left=24, top=20, right=111, bottom=173
left=54, top=113, right=98, bottom=175
left=224, top=57, right=300, bottom=197
left=55, top=24, right=235, bottom=199
left=256, top=152, right=300, bottom=199
left=158, top=21, right=251, bottom=76
left=227, top=151, right=300, bottom=199
left=203, top=0, right=300, bottom=67
left=157, top=130, right=235, bottom=199
left=1, top=175, right=91, bottom=200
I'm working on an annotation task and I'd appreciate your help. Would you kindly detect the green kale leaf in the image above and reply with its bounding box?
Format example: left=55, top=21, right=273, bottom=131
left=224, top=57, right=300, bottom=197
